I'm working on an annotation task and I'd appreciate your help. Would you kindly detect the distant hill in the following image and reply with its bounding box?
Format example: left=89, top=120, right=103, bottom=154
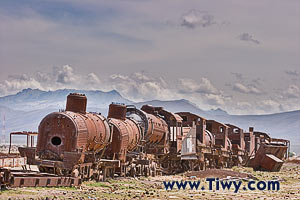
left=0, top=88, right=299, bottom=154
left=206, top=108, right=229, bottom=116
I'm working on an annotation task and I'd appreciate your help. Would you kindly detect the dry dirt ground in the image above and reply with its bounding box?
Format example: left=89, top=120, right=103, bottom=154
left=1, top=162, right=299, bottom=200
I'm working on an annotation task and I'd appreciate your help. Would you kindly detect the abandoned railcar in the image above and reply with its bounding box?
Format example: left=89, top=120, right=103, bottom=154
left=2, top=92, right=289, bottom=188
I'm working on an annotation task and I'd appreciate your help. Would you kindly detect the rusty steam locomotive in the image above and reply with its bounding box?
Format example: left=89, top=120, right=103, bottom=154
left=17, top=93, right=289, bottom=182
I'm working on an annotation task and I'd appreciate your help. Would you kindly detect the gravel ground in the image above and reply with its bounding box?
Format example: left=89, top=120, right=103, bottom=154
left=1, top=162, right=299, bottom=200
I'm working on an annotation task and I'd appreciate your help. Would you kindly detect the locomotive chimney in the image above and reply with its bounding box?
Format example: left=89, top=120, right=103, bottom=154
left=66, top=93, right=87, bottom=113
left=108, top=103, right=126, bottom=120
left=249, top=127, right=254, bottom=132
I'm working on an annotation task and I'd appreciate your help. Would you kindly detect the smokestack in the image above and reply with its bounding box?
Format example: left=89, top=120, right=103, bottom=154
left=66, top=93, right=87, bottom=113
left=249, top=127, right=254, bottom=132
left=108, top=103, right=126, bottom=120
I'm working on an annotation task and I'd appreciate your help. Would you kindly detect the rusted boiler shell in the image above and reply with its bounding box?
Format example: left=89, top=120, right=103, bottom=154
left=66, top=93, right=87, bottom=113
left=140, top=105, right=169, bottom=144
left=37, top=111, right=111, bottom=160
left=108, top=118, right=141, bottom=162
left=145, top=114, right=168, bottom=144
left=126, top=106, right=168, bottom=145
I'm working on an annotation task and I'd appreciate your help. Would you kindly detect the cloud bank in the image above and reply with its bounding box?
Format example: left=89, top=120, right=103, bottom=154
left=181, top=10, right=216, bottom=29
left=2, top=65, right=296, bottom=115
left=233, top=83, right=262, bottom=95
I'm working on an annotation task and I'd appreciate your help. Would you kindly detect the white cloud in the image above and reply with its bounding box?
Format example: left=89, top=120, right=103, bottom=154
left=0, top=66, right=230, bottom=107
left=177, top=78, right=230, bottom=106
left=203, top=94, right=226, bottom=106
left=178, top=78, right=220, bottom=94
left=108, top=72, right=174, bottom=101
left=0, top=74, right=43, bottom=95
left=258, top=99, right=281, bottom=113
left=237, top=101, right=252, bottom=109
left=233, top=83, right=262, bottom=95
left=86, top=73, right=101, bottom=85
left=181, top=10, right=216, bottom=29
left=0, top=65, right=104, bottom=96
left=0, top=65, right=299, bottom=114
left=283, top=85, right=300, bottom=98
left=54, top=65, right=78, bottom=84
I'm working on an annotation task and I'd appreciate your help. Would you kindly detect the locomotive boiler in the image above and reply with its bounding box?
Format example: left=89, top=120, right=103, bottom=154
left=36, top=93, right=112, bottom=176
left=105, top=103, right=142, bottom=162
left=126, top=105, right=169, bottom=155
left=104, top=103, right=169, bottom=176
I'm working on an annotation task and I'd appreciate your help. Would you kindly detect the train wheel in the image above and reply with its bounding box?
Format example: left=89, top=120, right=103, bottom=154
left=55, top=167, right=63, bottom=176
left=130, top=167, right=136, bottom=177
left=145, top=166, right=150, bottom=177
left=72, top=169, right=80, bottom=178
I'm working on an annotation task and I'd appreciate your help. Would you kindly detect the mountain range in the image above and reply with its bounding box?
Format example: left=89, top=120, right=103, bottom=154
left=0, top=88, right=299, bottom=154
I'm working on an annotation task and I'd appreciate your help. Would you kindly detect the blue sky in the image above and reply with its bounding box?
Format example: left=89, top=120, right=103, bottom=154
left=0, top=0, right=299, bottom=114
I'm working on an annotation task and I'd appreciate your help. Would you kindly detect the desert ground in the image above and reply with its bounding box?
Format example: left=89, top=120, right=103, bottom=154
left=1, top=161, right=299, bottom=200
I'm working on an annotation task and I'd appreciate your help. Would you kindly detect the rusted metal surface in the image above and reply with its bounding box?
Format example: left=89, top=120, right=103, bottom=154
left=249, top=143, right=288, bottom=171
left=260, top=154, right=283, bottom=172
left=140, top=105, right=171, bottom=155
left=181, top=124, right=197, bottom=159
left=176, top=112, right=206, bottom=144
left=206, top=120, right=229, bottom=150
left=262, top=143, right=288, bottom=160
left=107, top=103, right=127, bottom=120
left=204, top=130, right=215, bottom=146
left=108, top=118, right=141, bottom=162
left=254, top=131, right=271, bottom=142
left=226, top=124, right=245, bottom=152
left=7, top=92, right=291, bottom=185
left=18, top=147, right=36, bottom=165
left=11, top=176, right=81, bottom=187
left=9, top=131, right=38, bottom=154
left=0, top=153, right=26, bottom=168
left=152, top=108, right=182, bottom=154
left=66, top=93, right=87, bottom=113
left=0, top=169, right=81, bottom=187
left=270, top=138, right=290, bottom=159
left=127, top=105, right=168, bottom=147
left=226, top=124, right=245, bottom=165
left=37, top=111, right=111, bottom=161
left=35, top=93, right=112, bottom=177
left=244, top=127, right=255, bottom=156
left=145, top=114, right=168, bottom=144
